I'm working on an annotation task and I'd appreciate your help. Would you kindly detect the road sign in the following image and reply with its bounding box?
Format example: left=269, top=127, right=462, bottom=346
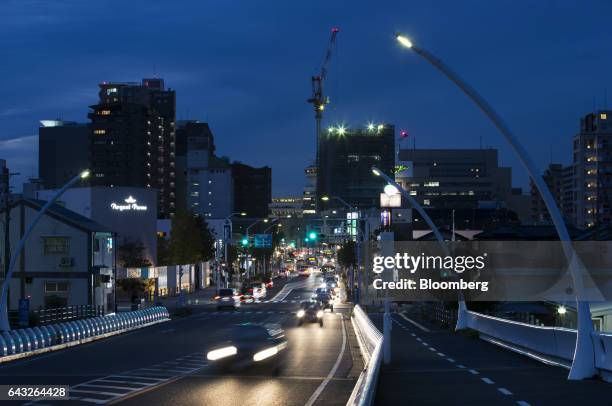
left=254, top=234, right=272, bottom=248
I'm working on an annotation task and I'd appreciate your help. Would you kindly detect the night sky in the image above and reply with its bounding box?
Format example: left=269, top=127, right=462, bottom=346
left=2, top=0, right=612, bottom=196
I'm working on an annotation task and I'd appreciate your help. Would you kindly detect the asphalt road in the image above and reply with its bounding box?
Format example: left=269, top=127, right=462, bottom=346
left=0, top=274, right=361, bottom=406
left=372, top=306, right=612, bottom=406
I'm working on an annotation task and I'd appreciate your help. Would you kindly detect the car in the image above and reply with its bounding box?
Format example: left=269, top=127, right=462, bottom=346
left=247, top=282, right=267, bottom=300
left=297, top=267, right=310, bottom=277
left=316, top=292, right=334, bottom=312
left=265, top=278, right=274, bottom=289
left=206, top=323, right=288, bottom=373
left=325, top=276, right=337, bottom=289
left=215, top=288, right=241, bottom=310
left=297, top=301, right=324, bottom=327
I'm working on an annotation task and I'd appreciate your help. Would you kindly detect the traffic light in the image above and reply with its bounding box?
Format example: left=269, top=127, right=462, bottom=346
left=308, top=231, right=317, bottom=240
left=241, top=237, right=249, bottom=246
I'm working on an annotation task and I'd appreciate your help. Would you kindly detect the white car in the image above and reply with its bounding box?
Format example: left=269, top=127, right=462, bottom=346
left=216, top=288, right=241, bottom=310
left=248, top=283, right=267, bottom=300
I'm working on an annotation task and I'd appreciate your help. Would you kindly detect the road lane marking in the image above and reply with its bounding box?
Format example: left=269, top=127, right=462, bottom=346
left=447, top=358, right=455, bottom=363
left=304, top=314, right=347, bottom=406
left=517, top=402, right=531, bottom=406
left=457, top=364, right=466, bottom=368
left=481, top=377, right=494, bottom=384
left=399, top=313, right=431, bottom=332
left=468, top=369, right=479, bottom=375
left=498, top=388, right=513, bottom=395
left=437, top=352, right=445, bottom=357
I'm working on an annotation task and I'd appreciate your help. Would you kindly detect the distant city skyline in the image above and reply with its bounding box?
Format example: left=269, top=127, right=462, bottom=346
left=2, top=1, right=612, bottom=195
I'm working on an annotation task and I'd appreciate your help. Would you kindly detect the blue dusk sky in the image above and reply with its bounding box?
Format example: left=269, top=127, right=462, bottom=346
left=1, top=0, right=612, bottom=195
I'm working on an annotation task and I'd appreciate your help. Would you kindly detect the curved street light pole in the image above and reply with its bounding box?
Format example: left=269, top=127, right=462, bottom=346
left=396, top=34, right=594, bottom=379
left=0, top=170, right=90, bottom=332
left=372, top=166, right=469, bottom=328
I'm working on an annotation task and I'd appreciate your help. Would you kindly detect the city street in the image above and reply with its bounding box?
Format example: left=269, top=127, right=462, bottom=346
left=0, top=274, right=361, bottom=405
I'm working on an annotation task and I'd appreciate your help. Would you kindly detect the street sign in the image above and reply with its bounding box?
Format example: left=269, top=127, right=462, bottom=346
left=254, top=234, right=272, bottom=248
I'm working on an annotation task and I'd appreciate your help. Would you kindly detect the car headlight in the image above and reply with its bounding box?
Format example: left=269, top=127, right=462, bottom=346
left=253, top=346, right=278, bottom=362
left=297, top=310, right=305, bottom=318
left=317, top=310, right=324, bottom=318
left=207, top=346, right=237, bottom=361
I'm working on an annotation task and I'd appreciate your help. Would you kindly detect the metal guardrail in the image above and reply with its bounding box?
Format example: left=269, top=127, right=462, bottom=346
left=0, top=306, right=170, bottom=358
left=346, top=305, right=384, bottom=406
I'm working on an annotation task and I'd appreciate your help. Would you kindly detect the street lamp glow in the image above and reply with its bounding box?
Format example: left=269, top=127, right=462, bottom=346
left=384, top=184, right=399, bottom=196
left=321, top=196, right=330, bottom=201
left=558, top=306, right=567, bottom=315
left=308, top=231, right=317, bottom=240
left=327, top=127, right=335, bottom=134
left=337, top=125, right=346, bottom=136
left=377, top=124, right=384, bottom=131
left=396, top=34, right=413, bottom=49
left=240, top=212, right=247, bottom=216
left=263, top=219, right=269, bottom=223
left=367, top=122, right=375, bottom=131
left=372, top=168, right=381, bottom=176
left=80, top=170, right=91, bottom=179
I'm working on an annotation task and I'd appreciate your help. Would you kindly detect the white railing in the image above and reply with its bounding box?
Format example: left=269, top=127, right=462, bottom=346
left=346, top=305, right=383, bottom=406
left=0, top=306, right=169, bottom=362
left=466, top=310, right=612, bottom=381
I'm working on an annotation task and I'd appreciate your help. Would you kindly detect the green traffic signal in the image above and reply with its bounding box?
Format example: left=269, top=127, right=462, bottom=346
left=241, top=237, right=249, bottom=246
left=304, top=237, right=310, bottom=242
left=308, top=231, right=317, bottom=240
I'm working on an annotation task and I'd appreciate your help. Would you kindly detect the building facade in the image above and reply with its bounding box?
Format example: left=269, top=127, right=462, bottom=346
left=317, top=123, right=395, bottom=211
left=36, top=187, right=158, bottom=265
left=269, top=197, right=304, bottom=219
left=88, top=78, right=176, bottom=219
left=530, top=163, right=574, bottom=225
left=395, top=148, right=528, bottom=221
left=231, top=162, right=271, bottom=218
left=0, top=199, right=116, bottom=312
left=573, top=110, right=612, bottom=229
left=178, top=122, right=233, bottom=219
left=38, top=120, right=89, bottom=189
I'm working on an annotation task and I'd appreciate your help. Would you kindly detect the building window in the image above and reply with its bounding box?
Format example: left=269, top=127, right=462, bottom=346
left=424, top=181, right=440, bottom=187
left=43, top=237, right=69, bottom=254
left=93, top=129, right=106, bottom=135
left=98, top=110, right=111, bottom=115
left=601, top=113, right=608, bottom=120
left=423, top=199, right=430, bottom=206
left=45, top=281, right=69, bottom=293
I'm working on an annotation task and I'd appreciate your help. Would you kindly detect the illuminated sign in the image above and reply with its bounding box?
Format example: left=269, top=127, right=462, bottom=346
left=110, top=196, right=148, bottom=212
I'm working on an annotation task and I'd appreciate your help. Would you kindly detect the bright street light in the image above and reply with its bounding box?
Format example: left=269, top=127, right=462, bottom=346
left=558, top=306, right=567, bottom=315
left=80, top=170, right=91, bottom=179
left=396, top=33, right=413, bottom=48
left=384, top=184, right=399, bottom=196
left=372, top=168, right=381, bottom=176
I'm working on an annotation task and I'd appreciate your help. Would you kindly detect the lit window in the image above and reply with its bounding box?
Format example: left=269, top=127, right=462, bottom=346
left=424, top=181, right=439, bottom=187
left=423, top=199, right=430, bottom=205
left=45, top=282, right=69, bottom=293
left=601, top=113, right=608, bottom=120
left=99, top=110, right=111, bottom=115
left=93, top=129, right=106, bottom=135
left=410, top=191, right=417, bottom=196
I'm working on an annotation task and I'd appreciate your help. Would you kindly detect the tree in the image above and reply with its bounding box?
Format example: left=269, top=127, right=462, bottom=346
left=193, top=214, right=215, bottom=262
left=117, top=238, right=152, bottom=267
left=337, top=240, right=357, bottom=268
left=157, top=235, right=171, bottom=265
left=169, top=211, right=202, bottom=264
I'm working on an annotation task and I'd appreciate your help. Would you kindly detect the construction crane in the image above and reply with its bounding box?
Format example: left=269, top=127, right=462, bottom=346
left=307, top=27, right=339, bottom=166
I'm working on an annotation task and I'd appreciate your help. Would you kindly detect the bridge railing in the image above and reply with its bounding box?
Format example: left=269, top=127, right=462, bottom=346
left=346, top=305, right=383, bottom=406
left=465, top=310, right=612, bottom=381
left=0, top=306, right=170, bottom=362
